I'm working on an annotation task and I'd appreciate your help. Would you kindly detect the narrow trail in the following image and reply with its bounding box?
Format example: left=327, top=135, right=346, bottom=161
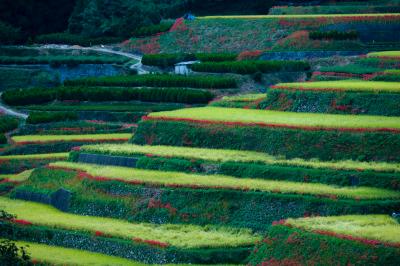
left=0, top=93, right=28, bottom=119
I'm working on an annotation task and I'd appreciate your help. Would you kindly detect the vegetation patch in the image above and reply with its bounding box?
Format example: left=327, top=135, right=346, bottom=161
left=367, top=51, right=400, bottom=59
left=0, top=153, right=68, bottom=174
left=12, top=134, right=131, bottom=145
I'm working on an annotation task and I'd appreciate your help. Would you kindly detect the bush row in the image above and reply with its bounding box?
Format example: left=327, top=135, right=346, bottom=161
left=0, top=134, right=6, bottom=144
left=142, top=53, right=238, bottom=67
left=260, top=89, right=400, bottom=116
left=35, top=33, right=123, bottom=46
left=0, top=158, right=65, bottom=174
left=2, top=87, right=214, bottom=106
left=248, top=225, right=400, bottom=266
left=132, top=120, right=400, bottom=162
left=0, top=222, right=250, bottom=264
left=27, top=112, right=78, bottom=124
left=13, top=168, right=400, bottom=232
left=132, top=22, right=174, bottom=37
left=0, top=116, right=19, bottom=133
left=0, top=55, right=128, bottom=66
left=309, top=30, right=358, bottom=40
left=190, top=60, right=310, bottom=74
left=372, top=74, right=400, bottom=82
left=70, top=151, right=400, bottom=191
left=64, top=74, right=237, bottom=89
left=76, top=111, right=146, bottom=123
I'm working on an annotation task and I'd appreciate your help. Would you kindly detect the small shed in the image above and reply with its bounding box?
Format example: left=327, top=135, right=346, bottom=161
left=174, top=61, right=199, bottom=75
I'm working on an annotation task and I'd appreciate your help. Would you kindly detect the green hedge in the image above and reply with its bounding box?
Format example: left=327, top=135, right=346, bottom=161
left=2, top=86, right=214, bottom=106
left=27, top=112, right=78, bottom=124
left=0, top=134, right=6, bottom=144
left=64, top=74, right=237, bottom=89
left=0, top=222, right=250, bottom=264
left=372, top=74, right=400, bottom=82
left=132, top=120, right=400, bottom=162
left=70, top=151, right=400, bottom=190
left=0, top=116, right=19, bottom=133
left=260, top=89, right=400, bottom=116
left=132, top=22, right=174, bottom=37
left=248, top=225, right=400, bottom=266
left=12, top=168, right=400, bottom=232
left=0, top=55, right=128, bottom=66
left=0, top=158, right=65, bottom=174
left=309, top=30, right=358, bottom=40
left=142, top=54, right=196, bottom=68
left=35, top=33, right=123, bottom=46
left=190, top=60, right=310, bottom=74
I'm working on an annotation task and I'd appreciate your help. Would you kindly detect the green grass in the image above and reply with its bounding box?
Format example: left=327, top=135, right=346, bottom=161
left=79, top=144, right=400, bottom=173
left=50, top=162, right=400, bottom=200
left=148, top=107, right=400, bottom=130
left=11, top=134, right=132, bottom=143
left=198, top=13, right=400, bottom=19
left=220, top=94, right=266, bottom=102
left=275, top=80, right=400, bottom=93
left=11, top=240, right=146, bottom=266
left=0, top=153, right=68, bottom=160
left=367, top=51, right=400, bottom=58
left=0, top=170, right=33, bottom=182
left=286, top=215, right=400, bottom=244
left=0, top=197, right=259, bottom=248
left=318, top=65, right=382, bottom=74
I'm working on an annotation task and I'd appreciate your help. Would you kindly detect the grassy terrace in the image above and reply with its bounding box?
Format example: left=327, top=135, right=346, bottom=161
left=0, top=153, right=68, bottom=160
left=220, top=94, right=266, bottom=102
left=285, top=215, right=400, bottom=245
left=198, top=14, right=400, bottom=19
left=0, top=170, right=33, bottom=182
left=0, top=197, right=259, bottom=248
left=50, top=162, right=400, bottom=200
left=79, top=144, right=400, bottom=173
left=11, top=134, right=132, bottom=144
left=11, top=240, right=145, bottom=266
left=273, top=80, right=400, bottom=93
left=147, top=107, right=400, bottom=130
left=367, top=51, right=400, bottom=58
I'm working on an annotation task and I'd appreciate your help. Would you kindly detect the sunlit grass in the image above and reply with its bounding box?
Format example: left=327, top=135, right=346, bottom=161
left=275, top=80, right=400, bottom=93
left=198, top=14, right=400, bottom=19
left=0, top=170, right=33, bottom=182
left=286, top=215, right=400, bottom=244
left=0, top=197, right=259, bottom=248
left=12, top=134, right=132, bottom=143
left=148, top=107, right=400, bottom=129
left=367, top=51, right=400, bottom=58
left=0, top=153, right=68, bottom=160
left=50, top=162, right=400, bottom=200
left=221, top=94, right=266, bottom=102
left=80, top=144, right=400, bottom=173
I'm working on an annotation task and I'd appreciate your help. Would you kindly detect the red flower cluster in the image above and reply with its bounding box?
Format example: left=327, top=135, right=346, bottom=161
left=12, top=219, right=33, bottom=226
left=133, top=237, right=169, bottom=248
left=147, top=199, right=177, bottom=215
left=143, top=116, right=400, bottom=134
left=312, top=71, right=382, bottom=80
left=237, top=50, right=263, bottom=61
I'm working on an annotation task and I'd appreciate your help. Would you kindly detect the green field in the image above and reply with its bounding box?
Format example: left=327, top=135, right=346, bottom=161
left=11, top=134, right=132, bottom=143
left=220, top=94, right=266, bottom=102
left=148, top=107, right=400, bottom=130
left=198, top=13, right=400, bottom=19
left=0, top=197, right=259, bottom=248
left=286, top=215, right=400, bottom=244
left=274, top=80, right=400, bottom=93
left=79, top=144, right=400, bottom=173
left=50, top=162, right=400, bottom=200
left=0, top=153, right=68, bottom=160
left=367, top=51, right=400, bottom=58
left=0, top=170, right=33, bottom=182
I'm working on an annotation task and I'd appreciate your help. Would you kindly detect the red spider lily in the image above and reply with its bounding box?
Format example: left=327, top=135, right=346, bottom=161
left=133, top=237, right=169, bottom=248
left=12, top=219, right=33, bottom=226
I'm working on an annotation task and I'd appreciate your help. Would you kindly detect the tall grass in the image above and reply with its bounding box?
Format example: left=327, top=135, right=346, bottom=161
left=50, top=162, right=400, bottom=200
left=148, top=107, right=400, bottom=130
left=12, top=134, right=132, bottom=144
left=79, top=144, right=400, bottom=173
left=0, top=197, right=259, bottom=248
left=367, top=51, right=400, bottom=58
left=286, top=215, right=400, bottom=244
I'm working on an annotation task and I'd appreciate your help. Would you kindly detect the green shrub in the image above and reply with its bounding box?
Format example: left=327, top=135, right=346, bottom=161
left=0, top=55, right=128, bottom=65
left=142, top=54, right=196, bottom=68
left=195, top=53, right=238, bottom=62
left=190, top=60, right=310, bottom=74
left=0, top=134, right=7, bottom=145
left=0, top=116, right=19, bottom=133
left=309, top=30, right=358, bottom=40
left=0, top=21, right=23, bottom=45
left=2, top=87, right=214, bottom=106
left=132, top=22, right=174, bottom=37
left=64, top=74, right=237, bottom=89
left=35, top=33, right=123, bottom=46
left=26, top=112, right=78, bottom=124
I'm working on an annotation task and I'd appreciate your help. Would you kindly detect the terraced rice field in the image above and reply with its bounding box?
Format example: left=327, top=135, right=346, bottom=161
left=11, top=133, right=132, bottom=144
left=285, top=215, right=400, bottom=245
left=367, top=51, right=400, bottom=59
left=273, top=80, right=400, bottom=93
left=0, top=197, right=260, bottom=248
left=0, top=170, right=33, bottom=182
left=198, top=13, right=400, bottom=19
left=49, top=162, right=400, bottom=200
left=0, top=153, right=69, bottom=160
left=79, top=144, right=400, bottom=173
left=147, top=107, right=400, bottom=130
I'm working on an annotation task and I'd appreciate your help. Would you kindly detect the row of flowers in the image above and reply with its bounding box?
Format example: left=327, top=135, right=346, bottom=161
left=312, top=71, right=382, bottom=80
left=142, top=116, right=400, bottom=133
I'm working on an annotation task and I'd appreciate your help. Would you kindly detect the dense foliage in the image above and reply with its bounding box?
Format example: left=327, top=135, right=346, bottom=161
left=35, top=33, right=123, bottom=46
left=0, top=116, right=19, bottom=133
left=309, top=30, right=358, bottom=40
left=2, top=86, right=213, bottom=105
left=142, top=53, right=239, bottom=68
left=27, top=112, right=79, bottom=125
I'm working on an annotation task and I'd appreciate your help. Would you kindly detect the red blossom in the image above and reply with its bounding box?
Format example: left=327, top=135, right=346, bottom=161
left=12, top=219, right=33, bottom=226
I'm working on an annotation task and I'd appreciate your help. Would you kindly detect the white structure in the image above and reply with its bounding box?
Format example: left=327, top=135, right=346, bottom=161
left=174, top=61, right=199, bottom=75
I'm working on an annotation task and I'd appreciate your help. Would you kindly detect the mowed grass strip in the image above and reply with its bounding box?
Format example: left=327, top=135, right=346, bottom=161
left=274, top=80, right=400, bottom=93
left=0, top=197, right=259, bottom=248
left=11, top=134, right=132, bottom=144
left=198, top=13, right=400, bottom=19
left=50, top=162, right=400, bottom=200
left=0, top=170, right=33, bottom=182
left=148, top=107, right=400, bottom=130
left=286, top=215, right=400, bottom=245
left=367, top=51, right=400, bottom=59
left=221, top=94, right=266, bottom=102
left=10, top=240, right=145, bottom=266
left=80, top=144, right=400, bottom=173
left=0, top=153, right=69, bottom=160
